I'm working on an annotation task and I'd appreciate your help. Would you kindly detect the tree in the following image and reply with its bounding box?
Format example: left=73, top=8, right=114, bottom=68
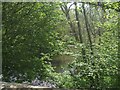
left=2, top=2, right=62, bottom=82
left=60, top=2, right=79, bottom=41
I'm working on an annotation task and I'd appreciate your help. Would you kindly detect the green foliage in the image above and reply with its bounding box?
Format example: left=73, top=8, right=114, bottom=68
left=48, top=2, right=119, bottom=89
left=48, top=72, right=74, bottom=88
left=2, top=2, right=119, bottom=89
left=2, top=2, right=62, bottom=82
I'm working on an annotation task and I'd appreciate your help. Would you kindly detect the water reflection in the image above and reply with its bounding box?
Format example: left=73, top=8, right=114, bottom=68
left=52, top=55, right=73, bottom=73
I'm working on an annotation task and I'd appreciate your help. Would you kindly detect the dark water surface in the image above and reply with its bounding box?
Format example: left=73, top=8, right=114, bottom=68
left=52, top=55, right=74, bottom=72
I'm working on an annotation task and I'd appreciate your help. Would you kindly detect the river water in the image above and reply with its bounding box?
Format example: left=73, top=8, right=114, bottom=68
left=51, top=55, right=74, bottom=73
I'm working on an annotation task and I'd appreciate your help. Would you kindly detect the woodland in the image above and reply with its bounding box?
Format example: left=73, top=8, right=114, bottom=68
left=2, top=2, right=120, bottom=89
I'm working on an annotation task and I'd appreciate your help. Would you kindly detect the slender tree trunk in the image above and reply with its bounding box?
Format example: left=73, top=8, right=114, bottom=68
left=82, top=2, right=95, bottom=88
left=88, top=4, right=96, bottom=43
left=82, top=2, right=93, bottom=55
left=98, top=2, right=106, bottom=45
left=74, top=2, right=86, bottom=61
left=60, top=4, right=79, bottom=41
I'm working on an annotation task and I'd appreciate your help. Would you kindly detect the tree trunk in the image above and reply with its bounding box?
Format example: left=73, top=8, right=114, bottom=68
left=82, top=2, right=95, bottom=88
left=82, top=2, right=93, bottom=55
left=60, top=3, right=79, bottom=41
left=74, top=2, right=86, bottom=61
